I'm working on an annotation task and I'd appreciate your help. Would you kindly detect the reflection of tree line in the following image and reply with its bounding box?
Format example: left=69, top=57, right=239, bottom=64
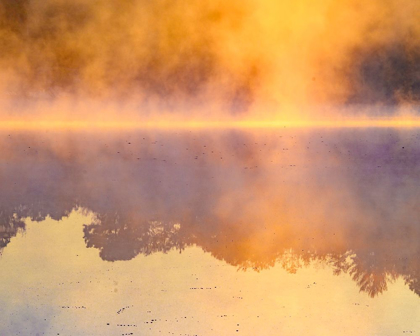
left=1, top=198, right=420, bottom=299
left=79, top=210, right=420, bottom=298
left=1, top=129, right=420, bottom=298
left=0, top=210, right=25, bottom=254
left=83, top=213, right=190, bottom=261
left=0, top=203, right=76, bottom=255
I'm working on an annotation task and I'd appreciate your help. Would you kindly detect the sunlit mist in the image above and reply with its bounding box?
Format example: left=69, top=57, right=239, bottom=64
left=1, top=2, right=420, bottom=335
left=1, top=0, right=420, bottom=123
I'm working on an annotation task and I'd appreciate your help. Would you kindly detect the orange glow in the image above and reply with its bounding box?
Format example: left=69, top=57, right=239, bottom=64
left=2, top=118, right=420, bottom=129
left=1, top=0, right=420, bottom=121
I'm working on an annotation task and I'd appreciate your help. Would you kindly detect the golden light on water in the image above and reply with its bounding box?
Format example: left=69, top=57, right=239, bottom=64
left=1, top=129, right=420, bottom=335
left=2, top=0, right=420, bottom=334
left=3, top=118, right=420, bottom=129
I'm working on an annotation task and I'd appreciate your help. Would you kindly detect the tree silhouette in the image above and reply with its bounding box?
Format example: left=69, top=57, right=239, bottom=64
left=1, top=130, right=420, bottom=298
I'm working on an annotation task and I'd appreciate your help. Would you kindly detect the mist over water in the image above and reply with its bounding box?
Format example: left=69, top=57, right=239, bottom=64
left=0, top=129, right=419, bottom=296
left=1, top=129, right=420, bottom=334
left=1, top=1, right=420, bottom=334
left=1, top=0, right=420, bottom=121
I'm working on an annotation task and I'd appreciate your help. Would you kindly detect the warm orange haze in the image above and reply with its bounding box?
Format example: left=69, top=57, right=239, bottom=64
left=1, top=0, right=420, bottom=335
left=1, top=0, right=420, bottom=123
left=2, top=129, right=420, bottom=335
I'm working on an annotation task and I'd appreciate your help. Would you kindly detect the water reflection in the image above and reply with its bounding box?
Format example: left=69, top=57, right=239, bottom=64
left=1, top=129, right=420, bottom=298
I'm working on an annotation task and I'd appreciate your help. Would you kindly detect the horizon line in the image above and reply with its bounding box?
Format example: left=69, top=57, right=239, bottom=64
left=2, top=119, right=420, bottom=129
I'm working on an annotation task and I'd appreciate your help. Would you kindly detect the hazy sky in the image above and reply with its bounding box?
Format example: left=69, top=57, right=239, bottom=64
left=1, top=0, right=420, bottom=121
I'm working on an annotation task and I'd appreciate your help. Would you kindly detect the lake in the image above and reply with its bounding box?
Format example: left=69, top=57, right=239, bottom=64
left=1, top=128, right=420, bottom=335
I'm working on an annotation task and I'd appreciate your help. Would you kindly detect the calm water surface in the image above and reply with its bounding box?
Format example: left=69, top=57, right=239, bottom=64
left=1, top=129, right=420, bottom=335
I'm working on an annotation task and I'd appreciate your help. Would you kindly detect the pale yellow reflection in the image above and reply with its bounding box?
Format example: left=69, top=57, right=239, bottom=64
left=0, top=129, right=419, bottom=334
left=1, top=211, right=420, bottom=336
